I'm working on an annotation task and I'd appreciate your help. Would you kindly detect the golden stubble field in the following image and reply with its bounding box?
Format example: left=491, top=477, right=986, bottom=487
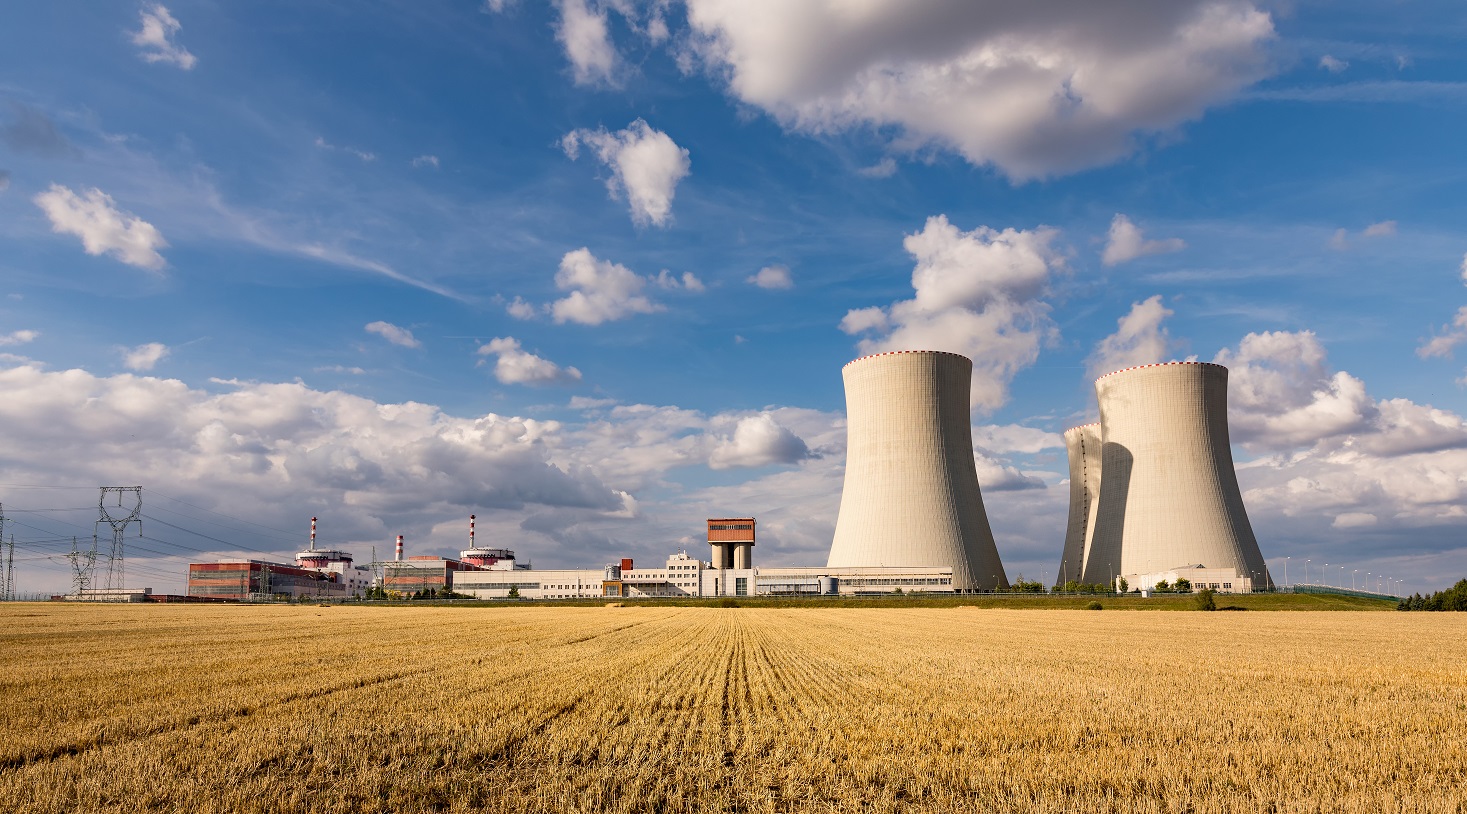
left=1, top=604, right=1463, bottom=813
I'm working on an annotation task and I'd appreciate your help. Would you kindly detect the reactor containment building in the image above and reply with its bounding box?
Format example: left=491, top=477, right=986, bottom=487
left=1065, top=361, right=1273, bottom=591
left=828, top=350, right=1008, bottom=591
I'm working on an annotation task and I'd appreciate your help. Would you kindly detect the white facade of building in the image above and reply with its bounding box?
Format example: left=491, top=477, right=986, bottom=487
left=452, top=550, right=957, bottom=600
left=1126, top=567, right=1255, bottom=594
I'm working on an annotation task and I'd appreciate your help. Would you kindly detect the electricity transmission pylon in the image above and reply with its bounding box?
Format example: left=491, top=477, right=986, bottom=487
left=97, top=487, right=142, bottom=593
left=65, top=536, right=97, bottom=597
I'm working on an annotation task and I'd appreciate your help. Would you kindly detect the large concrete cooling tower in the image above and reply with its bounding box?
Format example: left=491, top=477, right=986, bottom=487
left=1082, top=362, right=1273, bottom=588
left=828, top=350, right=1008, bottom=591
left=1057, top=423, right=1101, bottom=586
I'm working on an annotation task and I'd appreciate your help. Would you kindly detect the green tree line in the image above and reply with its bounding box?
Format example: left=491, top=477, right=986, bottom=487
left=1397, top=579, right=1467, bottom=611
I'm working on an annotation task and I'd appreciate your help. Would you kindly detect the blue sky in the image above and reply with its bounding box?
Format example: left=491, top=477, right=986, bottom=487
left=2, top=0, right=1465, bottom=596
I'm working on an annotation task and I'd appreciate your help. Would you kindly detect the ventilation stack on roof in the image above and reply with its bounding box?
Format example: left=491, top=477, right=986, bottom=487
left=1057, top=423, right=1102, bottom=586
left=828, top=350, right=1008, bottom=591
left=1081, top=362, right=1273, bottom=588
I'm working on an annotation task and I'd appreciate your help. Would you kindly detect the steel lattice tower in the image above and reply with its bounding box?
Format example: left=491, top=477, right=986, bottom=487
left=97, top=487, right=143, bottom=592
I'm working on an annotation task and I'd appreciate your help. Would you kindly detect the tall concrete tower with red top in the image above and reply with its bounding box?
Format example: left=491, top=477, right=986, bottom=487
left=828, top=350, right=1008, bottom=591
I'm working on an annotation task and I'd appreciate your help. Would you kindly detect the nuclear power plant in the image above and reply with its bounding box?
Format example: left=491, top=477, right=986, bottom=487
left=828, top=351, right=1008, bottom=591
left=104, top=353, right=1293, bottom=604
left=1068, top=362, right=1273, bottom=592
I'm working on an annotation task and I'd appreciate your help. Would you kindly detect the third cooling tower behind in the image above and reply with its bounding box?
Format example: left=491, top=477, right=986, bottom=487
left=1058, top=423, right=1101, bottom=586
left=828, top=351, right=1008, bottom=591
left=1081, top=362, right=1273, bottom=588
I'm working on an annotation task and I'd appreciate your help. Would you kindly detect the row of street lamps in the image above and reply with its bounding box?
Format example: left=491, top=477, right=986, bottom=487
left=1281, top=556, right=1403, bottom=596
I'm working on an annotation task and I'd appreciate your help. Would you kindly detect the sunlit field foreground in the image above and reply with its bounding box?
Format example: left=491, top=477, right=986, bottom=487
left=2, top=605, right=1464, bottom=813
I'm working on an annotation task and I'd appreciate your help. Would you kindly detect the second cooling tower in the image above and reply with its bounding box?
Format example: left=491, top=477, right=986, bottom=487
left=1081, top=362, right=1273, bottom=588
left=828, top=351, right=1008, bottom=591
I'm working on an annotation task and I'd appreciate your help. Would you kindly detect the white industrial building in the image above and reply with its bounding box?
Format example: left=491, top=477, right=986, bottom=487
left=454, top=550, right=958, bottom=600
left=1128, top=566, right=1257, bottom=595
left=1067, top=362, right=1274, bottom=591
left=828, top=351, right=1008, bottom=591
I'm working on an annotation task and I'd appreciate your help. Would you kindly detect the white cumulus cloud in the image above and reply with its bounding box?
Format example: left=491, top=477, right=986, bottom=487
left=747, top=265, right=793, bottom=290
left=1101, top=214, right=1186, bottom=266
left=364, top=321, right=421, bottom=348
left=478, top=337, right=582, bottom=386
left=1216, top=330, right=1375, bottom=450
left=1319, top=55, right=1349, bottom=73
left=654, top=270, right=706, bottom=292
left=839, top=215, right=1063, bottom=412
left=130, top=3, right=196, bottom=69
left=506, top=296, right=539, bottom=320
left=551, top=248, right=664, bottom=325
left=562, top=119, right=691, bottom=227
left=683, top=0, right=1275, bottom=180
left=1087, top=295, right=1174, bottom=378
left=123, top=342, right=170, bottom=371
left=0, top=329, right=39, bottom=347
left=708, top=413, right=810, bottom=469
left=553, top=0, right=620, bottom=86
left=1417, top=306, right=1467, bottom=360
left=33, top=184, right=167, bottom=270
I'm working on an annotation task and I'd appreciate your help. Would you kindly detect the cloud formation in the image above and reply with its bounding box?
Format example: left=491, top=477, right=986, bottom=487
left=708, top=413, right=811, bottom=469
left=123, top=342, right=170, bottom=371
left=553, top=0, right=619, bottom=86
left=1101, top=214, right=1186, bottom=266
left=1087, top=295, right=1174, bottom=378
left=1417, top=306, right=1467, bottom=360
left=683, top=0, right=1275, bottom=179
left=33, top=184, right=168, bottom=270
left=747, top=265, right=793, bottom=290
left=840, top=215, right=1063, bottom=412
left=562, top=119, right=691, bottom=227
left=0, top=330, right=39, bottom=347
left=551, top=248, right=664, bottom=325
left=364, top=321, right=421, bottom=348
left=1329, top=220, right=1399, bottom=250
left=130, top=3, right=197, bottom=70
left=654, top=270, right=706, bottom=292
left=477, top=337, right=583, bottom=385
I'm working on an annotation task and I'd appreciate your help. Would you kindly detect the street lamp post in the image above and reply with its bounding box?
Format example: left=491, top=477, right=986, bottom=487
left=1305, top=559, right=1311, bottom=586
left=1352, top=569, right=1358, bottom=591
left=1284, top=557, right=1289, bottom=588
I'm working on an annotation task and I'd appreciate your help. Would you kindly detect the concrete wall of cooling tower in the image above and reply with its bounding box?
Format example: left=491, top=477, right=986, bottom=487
left=1057, top=423, right=1101, bottom=586
left=828, top=351, right=1008, bottom=591
left=1082, top=362, right=1273, bottom=589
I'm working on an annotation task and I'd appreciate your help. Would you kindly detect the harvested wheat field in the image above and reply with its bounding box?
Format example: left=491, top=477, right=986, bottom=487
left=1, top=604, right=1464, bottom=813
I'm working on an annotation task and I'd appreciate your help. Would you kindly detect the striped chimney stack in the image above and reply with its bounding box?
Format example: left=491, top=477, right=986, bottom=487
left=470, top=514, right=476, bottom=547
left=395, top=535, right=404, bottom=562
left=310, top=517, right=317, bottom=551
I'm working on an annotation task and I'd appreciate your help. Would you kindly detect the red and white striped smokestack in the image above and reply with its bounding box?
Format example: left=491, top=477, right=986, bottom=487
left=310, top=517, right=317, bottom=551
left=395, top=535, right=403, bottom=562
left=470, top=514, right=476, bottom=547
